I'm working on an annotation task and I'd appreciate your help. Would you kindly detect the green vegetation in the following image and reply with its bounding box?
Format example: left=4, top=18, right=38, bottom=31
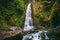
left=0, top=0, right=27, bottom=28
left=0, top=0, right=60, bottom=33
left=0, top=0, right=60, bottom=38
left=32, top=0, right=60, bottom=36
left=33, top=0, right=60, bottom=29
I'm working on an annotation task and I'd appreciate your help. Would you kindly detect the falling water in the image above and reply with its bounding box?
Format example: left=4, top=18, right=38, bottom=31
left=22, top=30, right=49, bottom=40
left=22, top=3, right=49, bottom=40
left=23, top=3, right=33, bottom=31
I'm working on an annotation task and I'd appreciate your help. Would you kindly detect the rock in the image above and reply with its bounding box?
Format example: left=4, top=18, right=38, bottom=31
left=48, top=26, right=60, bottom=38
left=4, top=33, right=23, bottom=40
left=0, top=30, right=23, bottom=40
left=10, top=27, right=22, bottom=31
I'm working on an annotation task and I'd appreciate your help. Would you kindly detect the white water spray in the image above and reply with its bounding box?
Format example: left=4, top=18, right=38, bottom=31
left=22, top=31, right=49, bottom=40
left=23, top=3, right=33, bottom=31
left=22, top=3, right=49, bottom=40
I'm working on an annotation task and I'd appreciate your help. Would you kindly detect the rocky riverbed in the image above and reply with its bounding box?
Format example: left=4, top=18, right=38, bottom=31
left=0, top=27, right=60, bottom=40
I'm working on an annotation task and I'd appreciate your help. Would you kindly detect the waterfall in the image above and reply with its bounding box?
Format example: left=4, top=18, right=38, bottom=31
left=22, top=31, right=49, bottom=40
left=23, top=3, right=33, bottom=31
left=22, top=3, right=49, bottom=40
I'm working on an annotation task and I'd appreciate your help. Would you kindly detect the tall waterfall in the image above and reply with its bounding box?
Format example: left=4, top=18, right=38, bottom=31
left=22, top=3, right=49, bottom=40
left=23, top=3, right=33, bottom=31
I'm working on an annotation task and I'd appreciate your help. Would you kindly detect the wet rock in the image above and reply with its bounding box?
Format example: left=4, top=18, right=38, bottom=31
left=41, top=32, right=45, bottom=39
left=10, top=27, right=22, bottom=31
left=4, top=33, right=23, bottom=40
left=48, top=26, right=60, bottom=38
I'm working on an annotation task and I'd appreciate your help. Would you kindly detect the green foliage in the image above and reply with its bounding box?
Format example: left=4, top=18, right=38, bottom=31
left=0, top=0, right=26, bottom=28
left=33, top=0, right=60, bottom=28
